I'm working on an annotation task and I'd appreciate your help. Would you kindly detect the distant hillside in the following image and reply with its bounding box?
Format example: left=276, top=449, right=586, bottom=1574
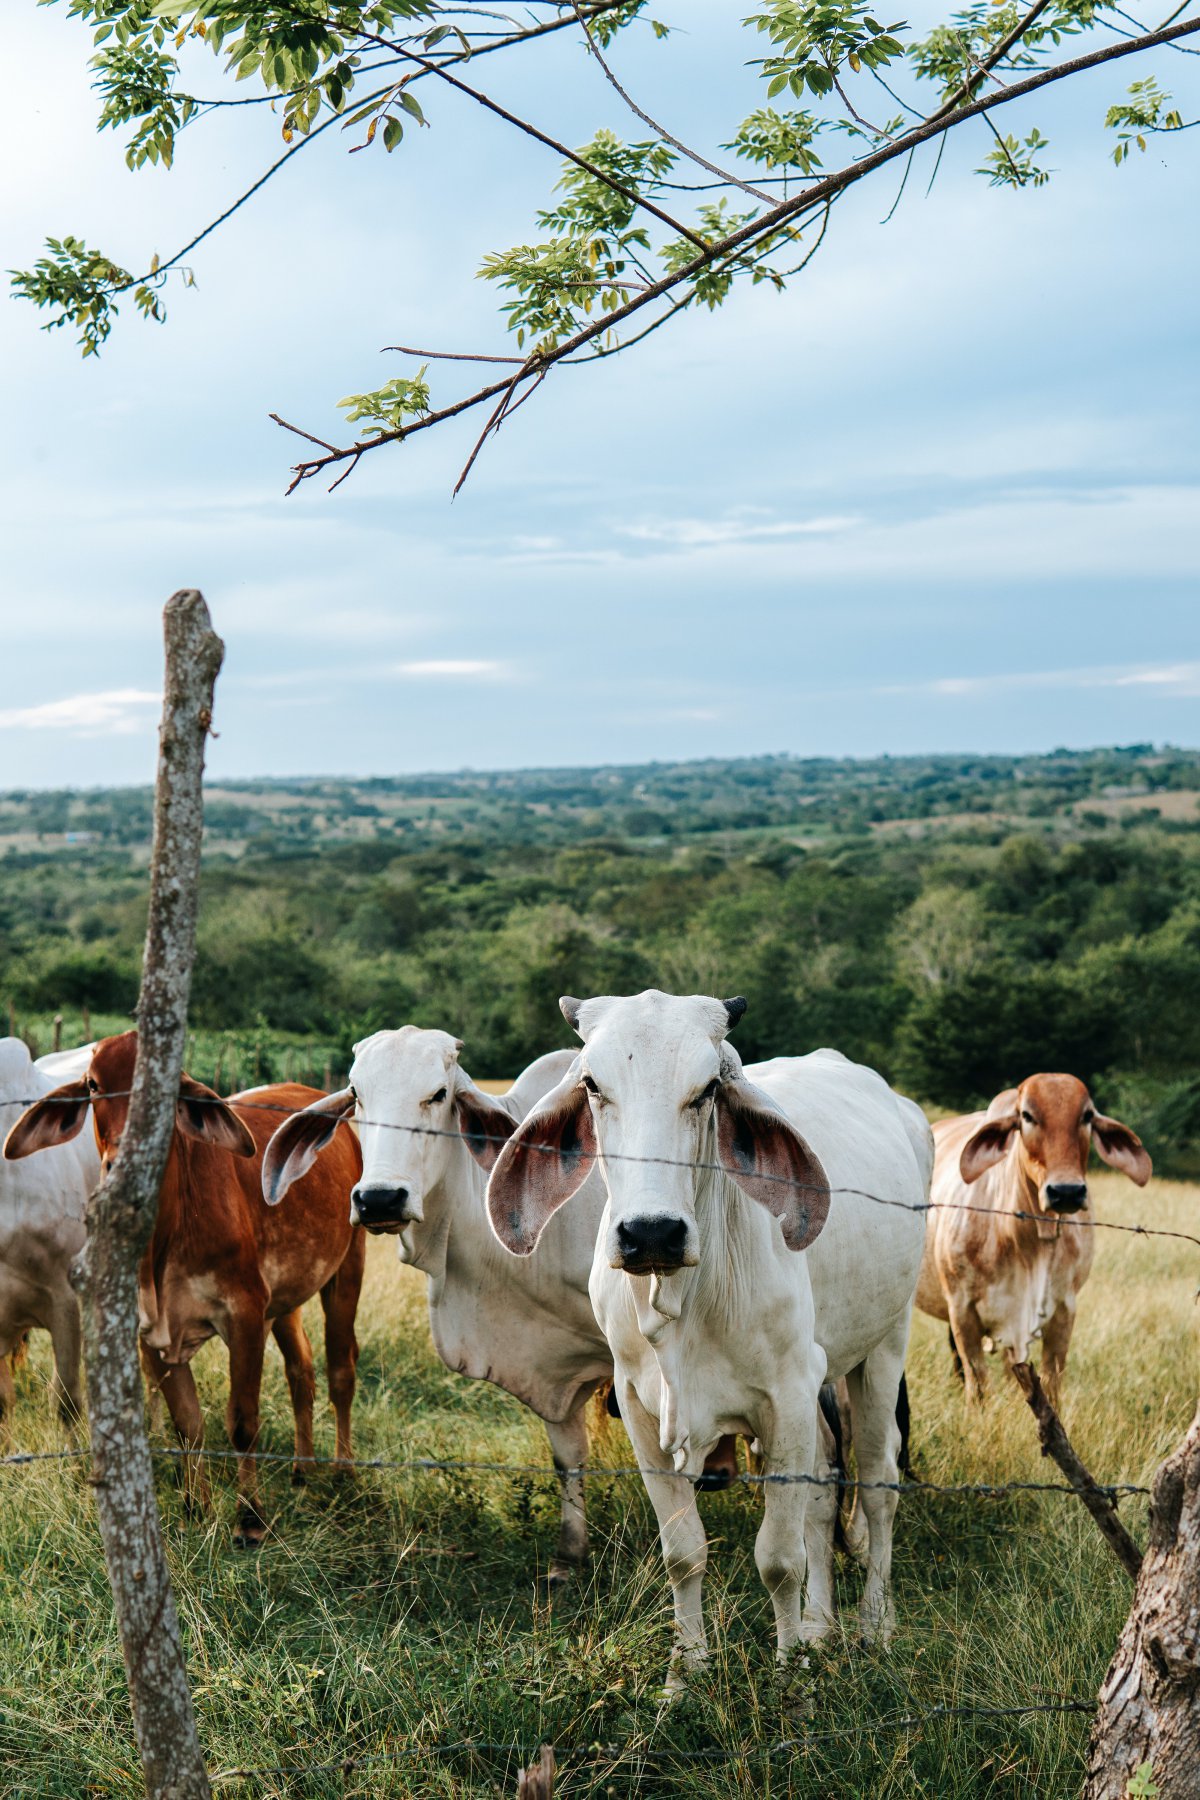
left=2, top=744, right=1198, bottom=858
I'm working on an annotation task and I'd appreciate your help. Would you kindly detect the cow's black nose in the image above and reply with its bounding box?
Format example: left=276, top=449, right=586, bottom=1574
left=616, top=1215, right=688, bottom=1269
left=1045, top=1181, right=1088, bottom=1214
left=351, top=1184, right=411, bottom=1227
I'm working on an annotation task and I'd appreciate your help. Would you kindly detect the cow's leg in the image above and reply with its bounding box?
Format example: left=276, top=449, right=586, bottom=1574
left=799, top=1396, right=839, bottom=1640
left=755, top=1352, right=823, bottom=1660
left=1039, top=1301, right=1076, bottom=1409
left=225, top=1313, right=269, bottom=1547
left=272, top=1310, right=317, bottom=1484
left=619, top=1383, right=708, bottom=1693
left=140, top=1342, right=209, bottom=1515
left=543, top=1407, right=589, bottom=1589
left=946, top=1296, right=988, bottom=1404
left=319, top=1233, right=364, bottom=1466
left=844, top=1322, right=909, bottom=1646
left=47, top=1298, right=84, bottom=1433
left=0, top=1352, right=14, bottom=1440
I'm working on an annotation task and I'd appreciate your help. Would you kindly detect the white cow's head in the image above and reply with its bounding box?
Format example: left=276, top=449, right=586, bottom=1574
left=487, top=990, right=830, bottom=1274
left=261, top=1027, right=516, bottom=1239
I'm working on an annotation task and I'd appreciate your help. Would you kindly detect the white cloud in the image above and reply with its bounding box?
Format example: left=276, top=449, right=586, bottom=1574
left=879, top=662, right=1200, bottom=700
left=616, top=514, right=858, bottom=549
left=389, top=659, right=511, bottom=680
left=0, top=689, right=161, bottom=735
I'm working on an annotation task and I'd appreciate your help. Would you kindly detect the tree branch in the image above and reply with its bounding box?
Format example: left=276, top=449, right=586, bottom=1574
left=276, top=11, right=1200, bottom=490
left=569, top=0, right=774, bottom=202
left=1012, top=1362, right=1144, bottom=1582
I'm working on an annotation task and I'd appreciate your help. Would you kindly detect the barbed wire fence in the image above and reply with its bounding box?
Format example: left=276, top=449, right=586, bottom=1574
left=1, top=1079, right=1185, bottom=1790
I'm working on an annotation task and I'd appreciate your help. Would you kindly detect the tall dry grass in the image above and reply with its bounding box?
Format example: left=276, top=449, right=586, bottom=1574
left=0, top=1172, right=1195, bottom=1796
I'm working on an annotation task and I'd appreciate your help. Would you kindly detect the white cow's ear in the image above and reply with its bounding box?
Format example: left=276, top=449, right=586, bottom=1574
left=454, top=1076, right=516, bottom=1172
left=714, top=1077, right=830, bottom=1250
left=560, top=996, right=583, bottom=1033
left=262, top=1088, right=355, bottom=1205
left=3, top=1080, right=90, bottom=1160
left=1091, top=1112, right=1152, bottom=1186
left=959, top=1112, right=1019, bottom=1184
left=487, top=1065, right=596, bottom=1256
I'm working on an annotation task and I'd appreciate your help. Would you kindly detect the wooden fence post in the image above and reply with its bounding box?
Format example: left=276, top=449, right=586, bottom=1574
left=70, top=590, right=222, bottom=1800
left=53, top=1013, right=63, bottom=1053
left=83, top=1004, right=91, bottom=1042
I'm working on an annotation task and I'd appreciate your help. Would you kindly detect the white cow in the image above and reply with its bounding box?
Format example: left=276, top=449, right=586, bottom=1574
left=486, top=991, right=931, bottom=1684
left=0, top=1039, right=99, bottom=1432
left=261, top=1028, right=614, bottom=1583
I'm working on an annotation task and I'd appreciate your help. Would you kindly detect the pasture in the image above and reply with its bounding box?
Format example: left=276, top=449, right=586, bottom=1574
left=1, top=1168, right=1195, bottom=1798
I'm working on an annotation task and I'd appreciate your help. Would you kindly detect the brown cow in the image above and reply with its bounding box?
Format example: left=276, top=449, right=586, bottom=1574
left=915, top=1073, right=1151, bottom=1404
left=4, top=1031, right=365, bottom=1545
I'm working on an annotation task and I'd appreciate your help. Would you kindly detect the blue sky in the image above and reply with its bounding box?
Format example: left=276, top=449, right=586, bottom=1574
left=2, top=1, right=1197, bottom=788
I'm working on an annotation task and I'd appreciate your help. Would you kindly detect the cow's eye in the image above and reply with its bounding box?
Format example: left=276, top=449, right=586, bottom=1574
left=1021, top=1110, right=1036, bottom=1126
left=689, top=1079, right=719, bottom=1109
left=427, top=1087, right=447, bottom=1106
left=1081, top=1109, right=1094, bottom=1126
left=86, top=1076, right=99, bottom=1094
left=582, top=1074, right=601, bottom=1098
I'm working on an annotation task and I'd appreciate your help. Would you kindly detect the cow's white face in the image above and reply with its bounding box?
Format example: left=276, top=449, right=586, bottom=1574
left=348, top=1028, right=465, bottom=1235
left=577, top=993, right=725, bottom=1274
left=486, top=990, right=831, bottom=1275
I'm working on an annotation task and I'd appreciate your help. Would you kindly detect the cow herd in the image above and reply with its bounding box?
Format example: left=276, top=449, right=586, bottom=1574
left=0, top=992, right=1153, bottom=1687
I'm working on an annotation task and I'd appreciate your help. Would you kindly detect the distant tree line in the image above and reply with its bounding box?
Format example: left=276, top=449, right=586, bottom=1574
left=2, top=754, right=1199, bottom=1171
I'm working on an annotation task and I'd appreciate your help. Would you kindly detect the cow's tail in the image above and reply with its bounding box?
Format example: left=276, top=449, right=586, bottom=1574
left=896, top=1370, right=918, bottom=1480
left=818, top=1382, right=850, bottom=1555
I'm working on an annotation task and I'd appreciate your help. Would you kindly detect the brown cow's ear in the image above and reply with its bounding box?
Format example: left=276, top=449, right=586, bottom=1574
left=1092, top=1113, right=1152, bottom=1186
left=959, top=1112, right=1019, bottom=1184
left=3, top=1081, right=90, bottom=1160
left=261, top=1088, right=355, bottom=1205
left=487, top=1069, right=596, bottom=1256
left=715, top=1076, right=830, bottom=1250
left=176, top=1074, right=257, bottom=1159
left=454, top=1079, right=516, bottom=1173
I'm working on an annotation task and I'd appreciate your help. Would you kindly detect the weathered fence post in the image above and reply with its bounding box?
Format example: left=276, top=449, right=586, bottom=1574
left=53, top=1013, right=63, bottom=1053
left=83, top=1003, right=92, bottom=1041
left=1085, top=1404, right=1200, bottom=1799
left=71, top=590, right=223, bottom=1800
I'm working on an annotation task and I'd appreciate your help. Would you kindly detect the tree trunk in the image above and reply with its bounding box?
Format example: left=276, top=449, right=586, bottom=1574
left=71, top=591, right=223, bottom=1800
left=1086, top=1403, right=1200, bottom=1799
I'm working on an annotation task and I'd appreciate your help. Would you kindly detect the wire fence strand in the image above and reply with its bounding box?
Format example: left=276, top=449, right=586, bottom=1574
left=0, top=1440, right=1154, bottom=1497
left=5, top=1086, right=1194, bottom=1248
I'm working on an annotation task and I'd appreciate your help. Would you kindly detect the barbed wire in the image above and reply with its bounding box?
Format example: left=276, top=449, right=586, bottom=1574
left=3, top=1086, right=1194, bottom=1248
left=209, top=1698, right=1097, bottom=1783
left=0, top=1439, right=1154, bottom=1496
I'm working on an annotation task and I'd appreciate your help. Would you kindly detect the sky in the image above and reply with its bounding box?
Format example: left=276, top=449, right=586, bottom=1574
left=2, top=0, right=1197, bottom=789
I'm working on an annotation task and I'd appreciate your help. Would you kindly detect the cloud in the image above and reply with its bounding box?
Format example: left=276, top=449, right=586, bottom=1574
left=879, top=662, right=1200, bottom=700
left=389, top=659, right=511, bottom=680
left=0, top=689, right=161, bottom=736
left=616, top=514, right=859, bottom=549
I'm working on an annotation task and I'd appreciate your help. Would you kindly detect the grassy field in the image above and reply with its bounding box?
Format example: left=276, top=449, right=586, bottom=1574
left=1, top=1171, right=1196, bottom=1798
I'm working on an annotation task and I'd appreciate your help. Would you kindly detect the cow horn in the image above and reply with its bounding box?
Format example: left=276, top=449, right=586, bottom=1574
left=723, top=997, right=748, bottom=1029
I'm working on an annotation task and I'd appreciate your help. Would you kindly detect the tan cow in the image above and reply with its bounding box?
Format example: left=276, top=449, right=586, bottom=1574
left=916, top=1073, right=1151, bottom=1403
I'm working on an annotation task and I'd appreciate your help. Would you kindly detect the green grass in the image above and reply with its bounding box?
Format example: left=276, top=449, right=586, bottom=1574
left=1, top=1172, right=1196, bottom=1797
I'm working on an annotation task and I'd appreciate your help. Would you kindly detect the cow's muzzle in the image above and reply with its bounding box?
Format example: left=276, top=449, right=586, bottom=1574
left=613, top=1214, right=692, bottom=1275
left=351, top=1184, right=420, bottom=1234
left=1044, top=1180, right=1088, bottom=1215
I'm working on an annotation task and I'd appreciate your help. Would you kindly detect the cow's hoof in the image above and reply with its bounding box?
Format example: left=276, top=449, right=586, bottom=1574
left=291, top=1467, right=308, bottom=1488
left=545, top=1560, right=580, bottom=1595
left=233, top=1514, right=267, bottom=1550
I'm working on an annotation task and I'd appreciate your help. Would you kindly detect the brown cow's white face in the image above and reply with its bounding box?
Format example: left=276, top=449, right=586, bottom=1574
left=959, top=1072, right=1151, bottom=1213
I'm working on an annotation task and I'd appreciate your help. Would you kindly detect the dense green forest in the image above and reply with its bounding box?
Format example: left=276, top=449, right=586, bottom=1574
left=3, top=744, right=1199, bottom=1169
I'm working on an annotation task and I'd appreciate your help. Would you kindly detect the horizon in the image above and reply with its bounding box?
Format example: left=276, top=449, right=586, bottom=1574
left=1, top=737, right=1198, bottom=798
